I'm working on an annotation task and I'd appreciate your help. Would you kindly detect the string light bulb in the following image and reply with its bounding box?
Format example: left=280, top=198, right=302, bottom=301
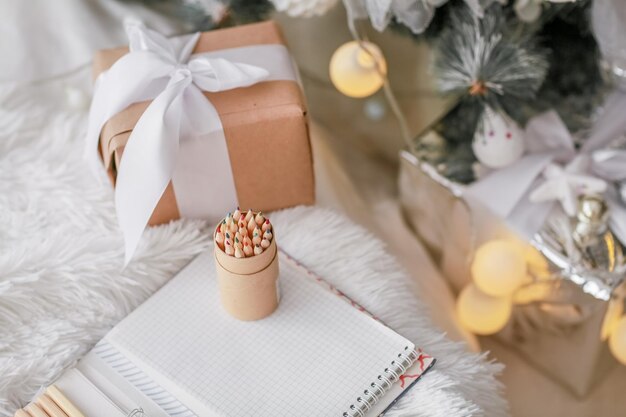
left=471, top=239, right=527, bottom=297
left=457, top=283, right=512, bottom=335
left=329, top=41, right=387, bottom=98
left=609, top=316, right=626, bottom=365
left=524, top=245, right=551, bottom=280
left=602, top=299, right=624, bottom=341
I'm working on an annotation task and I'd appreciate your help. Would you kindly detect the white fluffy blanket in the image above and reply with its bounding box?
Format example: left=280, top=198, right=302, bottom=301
left=0, top=78, right=508, bottom=417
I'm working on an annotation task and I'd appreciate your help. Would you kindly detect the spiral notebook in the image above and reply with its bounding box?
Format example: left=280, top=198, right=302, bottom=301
left=71, top=249, right=434, bottom=417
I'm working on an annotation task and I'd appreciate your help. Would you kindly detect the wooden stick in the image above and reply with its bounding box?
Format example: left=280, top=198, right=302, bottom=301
left=36, top=394, right=68, bottom=417
left=46, top=386, right=86, bottom=417
left=24, top=404, right=48, bottom=417
left=13, top=409, right=31, bottom=417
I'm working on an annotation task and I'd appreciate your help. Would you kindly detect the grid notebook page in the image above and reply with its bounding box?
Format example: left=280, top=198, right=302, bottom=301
left=106, top=250, right=415, bottom=417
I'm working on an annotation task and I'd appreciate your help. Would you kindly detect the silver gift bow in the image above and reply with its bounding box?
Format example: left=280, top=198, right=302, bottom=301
left=466, top=94, right=626, bottom=247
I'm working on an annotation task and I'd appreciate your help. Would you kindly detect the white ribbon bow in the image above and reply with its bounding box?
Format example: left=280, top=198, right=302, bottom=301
left=85, top=21, right=295, bottom=264
left=529, top=155, right=608, bottom=217
left=466, top=93, right=626, bottom=245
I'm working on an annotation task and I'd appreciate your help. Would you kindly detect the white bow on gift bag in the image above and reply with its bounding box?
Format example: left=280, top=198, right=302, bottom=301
left=85, top=20, right=298, bottom=263
left=465, top=94, right=626, bottom=245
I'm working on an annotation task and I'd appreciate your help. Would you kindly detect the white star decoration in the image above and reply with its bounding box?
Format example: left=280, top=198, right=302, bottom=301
left=529, top=155, right=608, bottom=216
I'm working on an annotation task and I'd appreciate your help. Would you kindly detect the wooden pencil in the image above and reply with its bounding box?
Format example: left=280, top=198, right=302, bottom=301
left=244, top=209, right=254, bottom=222
left=217, top=210, right=274, bottom=258
left=233, top=207, right=242, bottom=221
left=247, top=216, right=256, bottom=234
left=24, top=404, right=48, bottom=417
left=252, top=227, right=262, bottom=245
left=215, top=226, right=225, bottom=251
left=46, top=385, right=86, bottom=417
left=37, top=394, right=68, bottom=417
left=243, top=241, right=253, bottom=257
left=262, top=219, right=271, bottom=232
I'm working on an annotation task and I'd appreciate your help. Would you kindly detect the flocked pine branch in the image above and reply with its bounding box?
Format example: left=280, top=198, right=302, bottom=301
left=433, top=4, right=549, bottom=119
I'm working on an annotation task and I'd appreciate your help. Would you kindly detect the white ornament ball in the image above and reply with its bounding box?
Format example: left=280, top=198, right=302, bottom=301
left=457, top=283, right=512, bottom=335
left=330, top=41, right=387, bottom=98
left=609, top=316, right=626, bottom=365
left=472, top=108, right=525, bottom=169
left=471, top=240, right=527, bottom=297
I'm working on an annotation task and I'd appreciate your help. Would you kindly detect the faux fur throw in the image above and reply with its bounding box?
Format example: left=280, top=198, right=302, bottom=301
left=0, top=77, right=508, bottom=416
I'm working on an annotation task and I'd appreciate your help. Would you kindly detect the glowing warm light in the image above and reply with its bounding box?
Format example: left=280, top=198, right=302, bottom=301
left=329, top=41, right=387, bottom=98
left=524, top=246, right=551, bottom=280
left=609, top=316, right=626, bottom=365
left=513, top=279, right=552, bottom=304
left=457, top=283, right=512, bottom=335
left=602, top=299, right=624, bottom=341
left=471, top=240, right=527, bottom=297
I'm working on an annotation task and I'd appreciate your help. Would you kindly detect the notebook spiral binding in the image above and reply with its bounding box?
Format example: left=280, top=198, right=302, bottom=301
left=342, top=347, right=419, bottom=417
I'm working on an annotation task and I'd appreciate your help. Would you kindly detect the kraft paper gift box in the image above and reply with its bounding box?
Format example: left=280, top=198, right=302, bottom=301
left=93, top=21, right=314, bottom=227
left=398, top=101, right=626, bottom=397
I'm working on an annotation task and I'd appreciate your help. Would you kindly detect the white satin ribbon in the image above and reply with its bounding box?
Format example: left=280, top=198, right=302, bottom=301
left=85, top=20, right=297, bottom=263
left=466, top=94, right=626, bottom=245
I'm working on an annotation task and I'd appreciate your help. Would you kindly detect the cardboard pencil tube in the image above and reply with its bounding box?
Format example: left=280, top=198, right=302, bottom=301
left=214, top=220, right=279, bottom=321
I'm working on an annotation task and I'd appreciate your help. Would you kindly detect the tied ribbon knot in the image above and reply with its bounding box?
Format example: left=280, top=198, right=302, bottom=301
left=465, top=98, right=626, bottom=246
left=85, top=20, right=296, bottom=264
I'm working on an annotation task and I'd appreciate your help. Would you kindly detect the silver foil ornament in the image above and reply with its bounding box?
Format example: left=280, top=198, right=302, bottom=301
left=573, top=195, right=624, bottom=273
left=533, top=194, right=625, bottom=301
